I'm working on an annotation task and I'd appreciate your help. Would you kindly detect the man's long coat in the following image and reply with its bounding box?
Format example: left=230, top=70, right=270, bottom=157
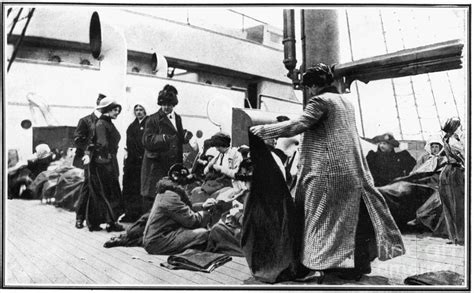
left=141, top=108, right=185, bottom=199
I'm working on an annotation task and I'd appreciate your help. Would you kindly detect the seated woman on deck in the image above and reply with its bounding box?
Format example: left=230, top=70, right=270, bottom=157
left=189, top=132, right=243, bottom=205
left=8, top=144, right=59, bottom=199
left=103, top=160, right=247, bottom=250
left=142, top=164, right=217, bottom=255
left=205, top=157, right=253, bottom=256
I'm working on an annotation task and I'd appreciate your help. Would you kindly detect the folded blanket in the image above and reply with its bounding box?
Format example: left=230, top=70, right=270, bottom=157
left=404, top=270, right=464, bottom=285
left=160, top=249, right=232, bottom=273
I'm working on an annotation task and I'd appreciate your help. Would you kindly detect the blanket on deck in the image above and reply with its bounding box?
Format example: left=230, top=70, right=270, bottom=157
left=160, top=249, right=232, bottom=273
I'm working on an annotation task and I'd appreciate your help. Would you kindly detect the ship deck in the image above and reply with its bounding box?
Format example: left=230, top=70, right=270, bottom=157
left=3, top=199, right=467, bottom=288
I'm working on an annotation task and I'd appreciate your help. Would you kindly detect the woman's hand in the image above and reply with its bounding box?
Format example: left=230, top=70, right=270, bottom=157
left=249, top=125, right=265, bottom=137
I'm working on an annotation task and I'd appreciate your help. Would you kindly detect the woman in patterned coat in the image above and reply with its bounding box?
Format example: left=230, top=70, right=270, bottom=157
left=251, top=64, right=405, bottom=281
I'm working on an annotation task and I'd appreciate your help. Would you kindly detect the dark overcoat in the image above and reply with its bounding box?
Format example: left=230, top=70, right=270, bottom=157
left=366, top=149, right=416, bottom=186
left=86, top=116, right=123, bottom=227
left=123, top=117, right=148, bottom=216
left=258, top=92, right=405, bottom=270
left=141, top=108, right=186, bottom=199
left=73, top=112, right=99, bottom=168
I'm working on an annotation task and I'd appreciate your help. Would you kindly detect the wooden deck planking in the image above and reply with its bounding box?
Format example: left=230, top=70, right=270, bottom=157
left=8, top=206, right=124, bottom=285
left=7, top=232, right=72, bottom=284
left=8, top=202, right=189, bottom=285
left=5, top=199, right=467, bottom=287
left=6, top=226, right=95, bottom=285
left=7, top=200, right=248, bottom=286
left=5, top=253, right=32, bottom=284
left=39, top=205, right=246, bottom=285
left=6, top=238, right=52, bottom=284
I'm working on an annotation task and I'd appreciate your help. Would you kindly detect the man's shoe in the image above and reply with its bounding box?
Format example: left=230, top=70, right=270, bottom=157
left=75, top=220, right=84, bottom=229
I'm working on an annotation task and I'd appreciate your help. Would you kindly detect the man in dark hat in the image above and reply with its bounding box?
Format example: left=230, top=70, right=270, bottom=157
left=141, top=84, right=192, bottom=214
left=366, top=132, right=416, bottom=187
left=73, top=93, right=106, bottom=229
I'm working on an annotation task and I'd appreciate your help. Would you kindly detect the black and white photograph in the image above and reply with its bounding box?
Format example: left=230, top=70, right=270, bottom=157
left=2, top=1, right=469, bottom=290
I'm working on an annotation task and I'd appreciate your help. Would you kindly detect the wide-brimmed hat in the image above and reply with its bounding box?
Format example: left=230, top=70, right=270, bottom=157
left=96, top=97, right=122, bottom=113
left=371, top=133, right=400, bottom=148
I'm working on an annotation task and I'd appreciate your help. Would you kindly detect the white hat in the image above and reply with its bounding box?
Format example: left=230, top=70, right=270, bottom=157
left=424, top=134, right=443, bottom=154
left=35, top=144, right=51, bottom=159
left=96, top=97, right=121, bottom=111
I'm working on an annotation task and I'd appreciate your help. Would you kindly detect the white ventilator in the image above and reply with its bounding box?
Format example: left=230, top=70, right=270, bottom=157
left=89, top=10, right=127, bottom=102
left=152, top=52, right=168, bottom=78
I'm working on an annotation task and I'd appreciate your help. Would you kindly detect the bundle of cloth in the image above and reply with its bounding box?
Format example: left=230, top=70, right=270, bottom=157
left=377, top=154, right=448, bottom=236
left=54, top=167, right=85, bottom=211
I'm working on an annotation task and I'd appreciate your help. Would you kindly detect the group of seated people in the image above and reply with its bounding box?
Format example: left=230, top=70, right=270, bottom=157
left=8, top=123, right=463, bottom=260
left=365, top=130, right=464, bottom=246
left=103, top=130, right=298, bottom=258
left=7, top=144, right=82, bottom=203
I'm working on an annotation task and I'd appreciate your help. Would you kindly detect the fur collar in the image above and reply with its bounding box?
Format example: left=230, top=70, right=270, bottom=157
left=156, top=177, right=192, bottom=207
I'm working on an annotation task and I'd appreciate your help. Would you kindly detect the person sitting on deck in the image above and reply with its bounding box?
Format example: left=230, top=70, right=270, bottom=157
left=104, top=160, right=246, bottom=249
left=205, top=157, right=253, bottom=256
left=142, top=164, right=217, bottom=255
left=8, top=143, right=58, bottom=199
left=189, top=138, right=219, bottom=184
left=412, top=134, right=444, bottom=173
left=189, top=132, right=243, bottom=205
left=366, top=132, right=416, bottom=187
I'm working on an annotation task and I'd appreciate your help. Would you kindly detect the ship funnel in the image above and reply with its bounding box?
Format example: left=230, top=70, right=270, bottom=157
left=151, top=52, right=168, bottom=78
left=89, top=11, right=127, bottom=102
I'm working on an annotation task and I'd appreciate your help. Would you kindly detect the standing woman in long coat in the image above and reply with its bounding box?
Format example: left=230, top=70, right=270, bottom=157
left=439, top=117, right=465, bottom=245
left=86, top=97, right=124, bottom=232
left=122, top=104, right=148, bottom=222
left=251, top=64, right=405, bottom=281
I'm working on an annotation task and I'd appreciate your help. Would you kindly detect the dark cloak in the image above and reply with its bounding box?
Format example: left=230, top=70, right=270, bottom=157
left=241, top=132, right=299, bottom=283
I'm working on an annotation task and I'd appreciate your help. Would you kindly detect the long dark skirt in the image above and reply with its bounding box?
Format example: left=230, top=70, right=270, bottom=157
left=122, top=158, right=143, bottom=219
left=439, top=164, right=465, bottom=244
left=86, top=159, right=123, bottom=228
